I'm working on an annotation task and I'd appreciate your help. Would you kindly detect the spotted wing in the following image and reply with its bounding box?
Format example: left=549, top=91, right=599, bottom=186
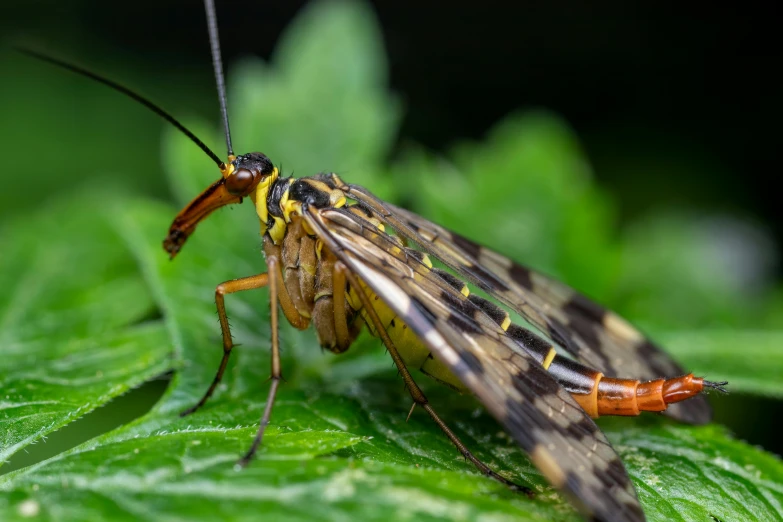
left=304, top=205, right=645, bottom=522
left=325, top=175, right=710, bottom=424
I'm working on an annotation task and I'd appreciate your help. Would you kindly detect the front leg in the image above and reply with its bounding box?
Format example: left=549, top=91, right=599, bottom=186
left=181, top=272, right=270, bottom=417
left=237, top=256, right=285, bottom=466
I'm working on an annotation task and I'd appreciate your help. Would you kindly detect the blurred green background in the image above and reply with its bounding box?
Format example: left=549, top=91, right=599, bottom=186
left=1, top=0, right=782, bottom=487
left=2, top=1, right=781, bottom=236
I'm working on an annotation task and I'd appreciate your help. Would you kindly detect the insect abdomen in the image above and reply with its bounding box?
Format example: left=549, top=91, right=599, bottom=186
left=348, top=276, right=470, bottom=391
left=570, top=373, right=714, bottom=418
left=507, top=324, right=715, bottom=418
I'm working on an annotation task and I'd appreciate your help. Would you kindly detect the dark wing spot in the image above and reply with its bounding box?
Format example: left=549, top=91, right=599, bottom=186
left=605, top=457, right=630, bottom=487
left=569, top=415, right=603, bottom=440
left=548, top=317, right=614, bottom=377
left=565, top=472, right=585, bottom=502
left=451, top=232, right=482, bottom=260
left=563, top=294, right=607, bottom=324
left=509, top=264, right=534, bottom=290
left=636, top=338, right=679, bottom=371
left=469, top=264, right=511, bottom=292
left=565, top=317, right=602, bottom=356
left=547, top=318, right=580, bottom=354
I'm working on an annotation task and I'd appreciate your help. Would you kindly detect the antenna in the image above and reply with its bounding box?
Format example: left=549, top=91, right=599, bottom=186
left=203, top=0, right=233, bottom=157
left=16, top=46, right=225, bottom=169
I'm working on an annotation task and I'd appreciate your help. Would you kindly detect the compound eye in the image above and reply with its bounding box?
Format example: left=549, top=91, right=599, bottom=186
left=225, top=168, right=256, bottom=196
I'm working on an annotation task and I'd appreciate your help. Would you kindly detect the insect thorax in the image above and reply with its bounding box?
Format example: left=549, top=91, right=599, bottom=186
left=255, top=172, right=468, bottom=391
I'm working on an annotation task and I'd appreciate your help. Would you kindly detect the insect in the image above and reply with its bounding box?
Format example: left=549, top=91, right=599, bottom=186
left=19, top=1, right=727, bottom=521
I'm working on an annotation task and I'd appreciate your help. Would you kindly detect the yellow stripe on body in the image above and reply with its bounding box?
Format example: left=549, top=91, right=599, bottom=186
left=252, top=167, right=279, bottom=236
left=268, top=215, right=288, bottom=244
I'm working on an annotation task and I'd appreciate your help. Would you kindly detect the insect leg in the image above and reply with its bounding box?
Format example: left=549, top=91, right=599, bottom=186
left=238, top=255, right=284, bottom=466
left=335, top=262, right=531, bottom=494
left=265, top=239, right=310, bottom=330
left=181, top=272, right=270, bottom=417
left=331, top=262, right=352, bottom=352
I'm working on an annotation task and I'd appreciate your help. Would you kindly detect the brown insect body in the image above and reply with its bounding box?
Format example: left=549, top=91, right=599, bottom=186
left=20, top=2, right=728, bottom=517
left=266, top=216, right=359, bottom=352
left=170, top=161, right=717, bottom=421
left=250, top=172, right=477, bottom=386
left=153, top=138, right=729, bottom=522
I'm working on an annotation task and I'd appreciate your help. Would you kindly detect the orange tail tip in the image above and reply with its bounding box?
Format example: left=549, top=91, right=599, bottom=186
left=574, top=374, right=728, bottom=418
left=660, top=375, right=728, bottom=404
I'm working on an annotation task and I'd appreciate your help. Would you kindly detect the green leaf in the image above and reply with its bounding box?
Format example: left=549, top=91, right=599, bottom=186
left=0, top=193, right=172, bottom=465
left=605, top=421, right=783, bottom=522
left=1, top=191, right=781, bottom=521
left=657, top=330, right=783, bottom=398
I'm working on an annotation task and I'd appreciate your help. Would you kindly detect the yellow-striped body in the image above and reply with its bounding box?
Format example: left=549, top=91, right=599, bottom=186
left=253, top=175, right=468, bottom=391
